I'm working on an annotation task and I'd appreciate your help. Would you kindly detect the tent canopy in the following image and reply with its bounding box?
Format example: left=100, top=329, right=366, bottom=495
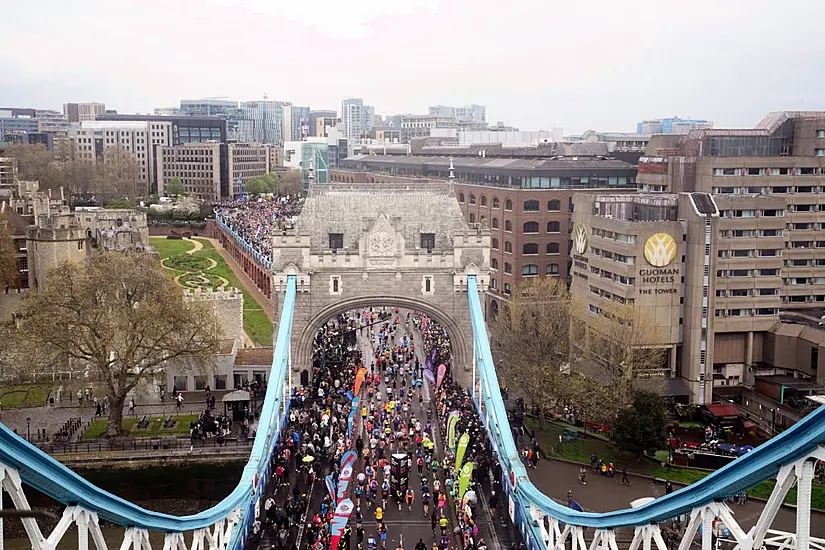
left=222, top=390, right=251, bottom=403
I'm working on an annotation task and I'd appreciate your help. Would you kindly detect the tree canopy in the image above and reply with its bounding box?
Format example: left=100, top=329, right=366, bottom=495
left=0, top=213, right=18, bottom=290
left=611, top=390, right=668, bottom=456
left=9, top=253, right=220, bottom=436
left=166, top=176, right=184, bottom=196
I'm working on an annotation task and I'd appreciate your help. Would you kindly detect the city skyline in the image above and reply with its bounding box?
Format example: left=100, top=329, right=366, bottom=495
left=2, top=0, right=824, bottom=134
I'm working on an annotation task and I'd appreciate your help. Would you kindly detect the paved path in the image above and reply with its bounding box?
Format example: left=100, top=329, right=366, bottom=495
left=528, top=457, right=825, bottom=538
left=203, top=237, right=274, bottom=320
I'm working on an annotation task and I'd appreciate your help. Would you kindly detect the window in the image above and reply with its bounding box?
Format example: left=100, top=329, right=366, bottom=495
left=458, top=193, right=465, bottom=202
left=546, top=263, right=560, bottom=275
left=420, top=233, right=435, bottom=252
left=492, top=197, right=500, bottom=208
left=547, top=221, right=560, bottom=233
left=522, top=264, right=538, bottom=276
left=194, top=375, right=208, bottom=391
left=523, top=221, right=539, bottom=233
left=492, top=238, right=499, bottom=249
left=424, top=277, right=432, bottom=293
left=480, top=195, right=488, bottom=206
left=504, top=283, right=512, bottom=296
left=491, top=278, right=498, bottom=290
left=505, top=199, right=513, bottom=211
left=214, top=375, right=227, bottom=390
left=817, top=130, right=825, bottom=138
left=760, top=268, right=779, bottom=276
left=548, top=199, right=561, bottom=211
left=504, top=241, right=513, bottom=253
left=328, top=233, right=344, bottom=251
left=546, top=242, right=560, bottom=254
left=504, top=262, right=512, bottom=274
left=469, top=213, right=476, bottom=223
left=523, top=243, right=539, bottom=255
left=816, top=149, right=825, bottom=157
left=492, top=218, right=499, bottom=229
left=491, top=258, right=499, bottom=270
left=173, top=376, right=188, bottom=392
left=469, top=194, right=476, bottom=205
left=523, top=200, right=539, bottom=212
left=505, top=220, right=513, bottom=232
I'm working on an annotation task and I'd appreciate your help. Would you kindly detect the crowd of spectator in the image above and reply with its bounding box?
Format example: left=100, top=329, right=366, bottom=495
left=215, top=195, right=303, bottom=258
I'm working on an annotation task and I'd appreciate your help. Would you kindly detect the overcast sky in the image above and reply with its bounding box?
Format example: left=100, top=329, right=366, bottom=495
left=1, top=0, right=823, bottom=134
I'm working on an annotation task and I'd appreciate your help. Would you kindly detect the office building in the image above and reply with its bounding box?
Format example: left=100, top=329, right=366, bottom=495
left=568, top=111, right=825, bottom=416
left=0, top=108, right=39, bottom=141
left=290, top=106, right=311, bottom=141
left=637, top=117, right=713, bottom=135
left=0, top=157, right=17, bottom=198
left=309, top=110, right=338, bottom=137
left=157, top=142, right=223, bottom=201
left=180, top=98, right=237, bottom=117
left=265, top=143, right=283, bottom=170
left=227, top=142, right=269, bottom=197
left=68, top=120, right=167, bottom=190
left=340, top=154, right=637, bottom=306
left=96, top=113, right=226, bottom=145
left=341, top=98, right=374, bottom=141
left=429, top=104, right=486, bottom=123
left=239, top=100, right=290, bottom=144
left=63, top=102, right=106, bottom=123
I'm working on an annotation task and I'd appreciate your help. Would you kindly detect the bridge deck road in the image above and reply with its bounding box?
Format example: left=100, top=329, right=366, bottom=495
left=347, top=309, right=504, bottom=550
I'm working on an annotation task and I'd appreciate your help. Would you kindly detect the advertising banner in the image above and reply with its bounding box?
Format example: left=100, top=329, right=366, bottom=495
left=458, top=462, right=474, bottom=501
left=455, top=432, right=470, bottom=472
left=436, top=363, right=447, bottom=389
left=340, top=450, right=357, bottom=471
left=325, top=475, right=336, bottom=503
left=447, top=411, right=460, bottom=450
left=336, top=465, right=353, bottom=505
left=347, top=409, right=357, bottom=440
left=353, top=368, right=368, bottom=396
left=329, top=499, right=355, bottom=550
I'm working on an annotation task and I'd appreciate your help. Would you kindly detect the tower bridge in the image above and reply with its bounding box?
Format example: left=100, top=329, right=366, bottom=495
left=1, top=182, right=825, bottom=550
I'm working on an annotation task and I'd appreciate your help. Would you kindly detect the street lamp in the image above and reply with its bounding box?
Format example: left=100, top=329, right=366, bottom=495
left=26, top=417, right=31, bottom=441
left=771, top=408, right=777, bottom=434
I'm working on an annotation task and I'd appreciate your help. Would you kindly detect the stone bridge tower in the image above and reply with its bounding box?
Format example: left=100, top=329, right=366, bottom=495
left=270, top=181, right=490, bottom=388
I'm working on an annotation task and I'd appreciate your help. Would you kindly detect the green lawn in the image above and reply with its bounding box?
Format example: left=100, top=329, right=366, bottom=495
left=150, top=237, right=195, bottom=259
left=527, top=417, right=825, bottom=509
left=81, top=414, right=199, bottom=440
left=0, top=383, right=50, bottom=409
left=149, top=237, right=273, bottom=346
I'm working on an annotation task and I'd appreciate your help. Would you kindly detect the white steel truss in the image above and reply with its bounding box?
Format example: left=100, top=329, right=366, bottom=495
left=527, top=446, right=825, bottom=550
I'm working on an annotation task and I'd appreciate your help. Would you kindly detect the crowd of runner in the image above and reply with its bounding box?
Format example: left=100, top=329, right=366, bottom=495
left=249, top=307, right=510, bottom=550
left=215, top=196, right=303, bottom=258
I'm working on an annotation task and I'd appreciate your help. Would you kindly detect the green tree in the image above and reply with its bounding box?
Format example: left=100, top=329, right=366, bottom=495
left=244, top=177, right=266, bottom=196
left=9, top=253, right=220, bottom=437
left=166, top=177, right=184, bottom=196
left=611, top=391, right=667, bottom=457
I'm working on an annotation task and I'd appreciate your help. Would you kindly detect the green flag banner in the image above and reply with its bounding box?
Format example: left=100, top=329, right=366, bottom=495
left=447, top=411, right=460, bottom=450
left=458, top=462, right=473, bottom=501
left=455, top=432, right=470, bottom=473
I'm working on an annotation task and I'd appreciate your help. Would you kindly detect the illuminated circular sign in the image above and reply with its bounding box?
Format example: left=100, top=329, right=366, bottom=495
left=573, top=224, right=588, bottom=255
left=644, top=233, right=677, bottom=267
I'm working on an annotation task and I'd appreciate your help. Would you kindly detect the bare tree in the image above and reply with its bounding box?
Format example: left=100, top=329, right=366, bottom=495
left=277, top=169, right=302, bottom=196
left=574, top=300, right=669, bottom=405
left=491, top=277, right=575, bottom=425
left=4, top=144, right=63, bottom=192
left=96, top=147, right=146, bottom=203
left=9, top=253, right=220, bottom=436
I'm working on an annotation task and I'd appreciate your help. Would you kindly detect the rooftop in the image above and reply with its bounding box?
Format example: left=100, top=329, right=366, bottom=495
left=234, top=347, right=274, bottom=366
left=344, top=154, right=635, bottom=172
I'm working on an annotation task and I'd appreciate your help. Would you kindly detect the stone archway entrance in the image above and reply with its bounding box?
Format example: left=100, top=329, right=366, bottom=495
left=269, top=182, right=491, bottom=389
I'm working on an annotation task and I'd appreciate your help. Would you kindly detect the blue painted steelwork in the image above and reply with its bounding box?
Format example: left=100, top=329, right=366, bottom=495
left=215, top=214, right=273, bottom=270
left=466, top=275, right=825, bottom=533
left=0, top=276, right=296, bottom=543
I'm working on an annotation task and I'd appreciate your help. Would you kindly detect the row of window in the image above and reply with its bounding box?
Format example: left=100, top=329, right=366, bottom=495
left=491, top=239, right=561, bottom=255
left=589, top=265, right=635, bottom=285
left=589, top=285, right=636, bottom=306
left=718, top=209, right=784, bottom=218
left=716, top=288, right=780, bottom=297
left=785, top=259, right=825, bottom=267
left=490, top=258, right=561, bottom=276
left=459, top=195, right=564, bottom=212
left=714, top=308, right=779, bottom=317
left=591, top=227, right=637, bottom=244
left=590, top=246, right=635, bottom=264
left=720, top=229, right=783, bottom=238
left=712, top=186, right=825, bottom=194
left=485, top=219, right=561, bottom=233
left=717, top=269, right=779, bottom=277
left=713, top=166, right=825, bottom=176
left=717, top=249, right=780, bottom=258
